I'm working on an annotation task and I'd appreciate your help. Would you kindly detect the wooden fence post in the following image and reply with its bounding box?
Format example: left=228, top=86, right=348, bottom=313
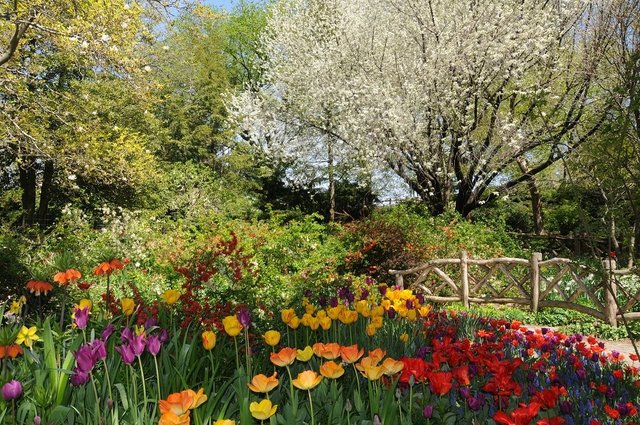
left=461, top=250, right=469, bottom=309
left=531, top=252, right=542, bottom=314
left=603, top=258, right=618, bottom=327
left=395, top=274, right=404, bottom=288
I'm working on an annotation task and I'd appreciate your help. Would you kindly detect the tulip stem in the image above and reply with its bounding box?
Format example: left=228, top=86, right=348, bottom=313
left=352, top=363, right=361, bottom=395
left=11, top=400, right=16, bottom=425
left=153, top=355, right=161, bottom=420
left=138, top=356, right=148, bottom=424
left=59, top=286, right=67, bottom=330
left=103, top=358, right=114, bottom=412
left=233, top=337, right=240, bottom=370
left=307, top=390, right=315, bottom=425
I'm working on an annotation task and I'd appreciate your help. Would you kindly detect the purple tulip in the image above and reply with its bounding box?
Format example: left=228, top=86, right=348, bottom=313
left=146, top=335, right=162, bottom=356
left=74, top=345, right=97, bottom=372
left=158, top=329, right=169, bottom=344
left=236, top=308, right=251, bottom=328
left=34, top=416, right=41, bottom=425
left=70, top=368, right=91, bottom=386
left=467, top=393, right=485, bottom=411
left=101, top=323, right=115, bottom=341
left=74, top=307, right=90, bottom=330
left=2, top=380, right=22, bottom=400
left=121, top=327, right=134, bottom=344
left=91, top=339, right=107, bottom=361
left=130, top=334, right=146, bottom=356
left=116, top=344, right=136, bottom=365
left=144, top=317, right=158, bottom=329
left=422, top=405, right=433, bottom=419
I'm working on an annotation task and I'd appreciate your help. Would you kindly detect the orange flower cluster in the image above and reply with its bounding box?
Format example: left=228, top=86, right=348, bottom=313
left=25, top=280, right=53, bottom=296
left=93, top=258, right=125, bottom=276
left=158, top=388, right=207, bottom=425
left=53, top=269, right=82, bottom=286
left=0, top=344, right=23, bottom=359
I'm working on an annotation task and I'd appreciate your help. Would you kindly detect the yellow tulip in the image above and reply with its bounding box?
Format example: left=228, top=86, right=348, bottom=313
left=250, top=399, right=277, bottom=420
left=319, top=316, right=332, bottom=330
left=121, top=298, right=135, bottom=316
left=399, top=333, right=409, bottom=343
left=308, top=316, right=320, bottom=331
left=327, top=305, right=344, bottom=320
left=202, top=330, right=216, bottom=351
left=406, top=309, right=417, bottom=321
left=162, top=289, right=181, bottom=305
left=281, top=308, right=296, bottom=324
left=222, top=315, right=243, bottom=337
left=296, top=346, right=314, bottom=362
left=382, top=358, right=405, bottom=376
left=366, top=324, right=377, bottom=336
left=263, top=330, right=281, bottom=347
left=213, top=420, right=236, bottom=425
left=75, top=298, right=92, bottom=311
left=287, top=316, right=300, bottom=329
left=292, top=370, right=323, bottom=390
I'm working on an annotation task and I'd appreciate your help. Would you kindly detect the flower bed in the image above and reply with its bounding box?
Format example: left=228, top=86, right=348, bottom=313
left=1, top=261, right=639, bottom=424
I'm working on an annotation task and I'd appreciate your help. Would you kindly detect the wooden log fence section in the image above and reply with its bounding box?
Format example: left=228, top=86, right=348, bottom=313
left=389, top=251, right=638, bottom=326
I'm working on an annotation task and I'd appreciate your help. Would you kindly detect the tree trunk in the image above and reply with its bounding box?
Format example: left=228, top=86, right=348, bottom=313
left=37, top=159, right=54, bottom=227
left=517, top=156, right=545, bottom=235
left=19, top=158, right=37, bottom=227
left=327, top=137, right=335, bottom=222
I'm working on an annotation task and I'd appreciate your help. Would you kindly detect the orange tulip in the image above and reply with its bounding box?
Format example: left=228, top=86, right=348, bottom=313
left=270, top=347, right=297, bottom=367
left=312, top=342, right=340, bottom=360
left=292, top=370, right=323, bottom=390
left=0, top=345, right=5, bottom=359
left=248, top=372, right=279, bottom=393
left=159, top=412, right=190, bottom=425
left=159, top=388, right=207, bottom=417
left=368, top=348, right=386, bottom=363
left=340, top=344, right=364, bottom=364
left=382, top=358, right=404, bottom=376
left=320, top=361, right=345, bottom=379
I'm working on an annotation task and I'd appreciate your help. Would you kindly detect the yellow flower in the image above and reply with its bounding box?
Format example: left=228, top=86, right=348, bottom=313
left=356, top=357, right=384, bottom=381
left=296, top=346, right=314, bottom=362
left=327, top=305, right=344, bottom=320
left=281, top=308, right=296, bottom=324
left=263, top=330, right=281, bottom=347
left=250, top=399, right=277, bottom=420
left=75, top=298, right=93, bottom=311
left=15, top=326, right=40, bottom=348
left=304, top=303, right=315, bottom=314
left=292, top=370, right=323, bottom=390
left=338, top=309, right=358, bottom=325
left=370, top=316, right=384, bottom=328
left=316, top=309, right=327, bottom=319
left=287, top=316, right=300, bottom=330
left=382, top=358, right=405, bottom=376
left=418, top=305, right=431, bottom=317
left=222, top=315, right=243, bottom=337
left=319, top=316, right=332, bottom=330
left=399, top=333, right=409, bottom=343
left=202, top=330, right=216, bottom=351
left=370, top=305, right=385, bottom=317
left=162, top=289, right=181, bottom=305
left=366, top=324, right=377, bottom=336
left=406, top=309, right=417, bottom=321
left=308, top=316, right=320, bottom=331
left=213, top=420, right=236, bottom=425
left=248, top=372, right=279, bottom=393
left=320, top=361, right=345, bottom=379
left=121, top=298, right=135, bottom=316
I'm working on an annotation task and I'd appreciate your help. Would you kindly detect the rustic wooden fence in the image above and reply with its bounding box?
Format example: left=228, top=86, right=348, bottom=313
left=389, top=251, right=638, bottom=327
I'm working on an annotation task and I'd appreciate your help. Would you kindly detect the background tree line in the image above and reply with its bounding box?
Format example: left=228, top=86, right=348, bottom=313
left=1, top=0, right=638, bottom=267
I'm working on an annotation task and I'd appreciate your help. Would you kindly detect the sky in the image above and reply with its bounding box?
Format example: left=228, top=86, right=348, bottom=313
left=203, top=0, right=237, bottom=10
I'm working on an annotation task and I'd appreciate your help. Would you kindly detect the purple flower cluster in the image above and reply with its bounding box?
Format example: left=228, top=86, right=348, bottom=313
left=70, top=339, right=108, bottom=386
left=116, top=326, right=168, bottom=365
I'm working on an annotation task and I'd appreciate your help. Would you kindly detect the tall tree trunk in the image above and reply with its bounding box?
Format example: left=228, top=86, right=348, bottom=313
left=19, top=158, right=37, bottom=227
left=327, top=137, right=335, bottom=222
left=37, top=159, right=54, bottom=227
left=517, top=156, right=545, bottom=235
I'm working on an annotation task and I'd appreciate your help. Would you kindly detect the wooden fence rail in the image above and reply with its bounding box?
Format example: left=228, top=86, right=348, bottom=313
left=389, top=251, right=637, bottom=327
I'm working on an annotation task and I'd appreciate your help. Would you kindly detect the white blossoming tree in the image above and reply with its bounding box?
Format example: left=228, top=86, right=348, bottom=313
left=233, top=0, right=612, bottom=216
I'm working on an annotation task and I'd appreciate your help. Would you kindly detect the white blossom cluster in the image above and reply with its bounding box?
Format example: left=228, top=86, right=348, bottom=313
left=232, top=0, right=606, bottom=213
